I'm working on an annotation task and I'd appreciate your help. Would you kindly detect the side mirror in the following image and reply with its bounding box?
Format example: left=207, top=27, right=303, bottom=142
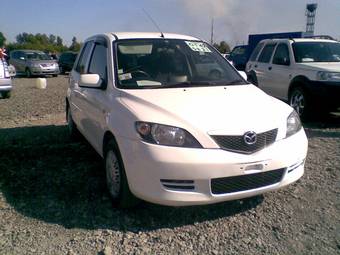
left=79, top=74, right=103, bottom=89
left=238, top=71, right=247, bottom=80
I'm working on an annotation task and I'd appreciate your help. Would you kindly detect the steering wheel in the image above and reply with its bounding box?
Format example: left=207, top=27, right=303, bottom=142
left=130, top=70, right=151, bottom=79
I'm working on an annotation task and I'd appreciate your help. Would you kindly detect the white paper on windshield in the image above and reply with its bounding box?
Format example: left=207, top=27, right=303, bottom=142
left=185, top=41, right=211, bottom=53
left=136, top=80, right=162, bottom=86
left=118, top=45, right=153, bottom=55
left=0, top=60, right=4, bottom=78
left=119, top=73, right=132, bottom=81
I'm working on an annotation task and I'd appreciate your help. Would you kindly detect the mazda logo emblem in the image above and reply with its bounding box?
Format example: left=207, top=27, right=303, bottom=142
left=244, top=131, right=257, bottom=145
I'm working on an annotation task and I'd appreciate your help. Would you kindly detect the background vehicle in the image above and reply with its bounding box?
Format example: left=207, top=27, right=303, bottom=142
left=246, top=38, right=340, bottom=118
left=0, top=58, right=12, bottom=98
left=227, top=45, right=247, bottom=70
left=9, top=50, right=59, bottom=77
left=58, top=51, right=77, bottom=74
left=228, top=32, right=304, bottom=71
left=67, top=32, right=307, bottom=208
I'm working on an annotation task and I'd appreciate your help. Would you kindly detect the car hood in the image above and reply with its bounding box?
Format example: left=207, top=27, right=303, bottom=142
left=28, top=60, right=57, bottom=64
left=296, top=62, right=340, bottom=72
left=120, top=85, right=292, bottom=135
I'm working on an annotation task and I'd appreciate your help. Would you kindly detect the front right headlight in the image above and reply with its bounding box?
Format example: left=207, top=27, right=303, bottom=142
left=135, top=121, right=202, bottom=148
left=286, top=111, right=302, bottom=138
left=316, top=71, right=340, bottom=82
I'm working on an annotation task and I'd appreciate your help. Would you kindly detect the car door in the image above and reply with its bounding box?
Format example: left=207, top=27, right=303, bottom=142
left=69, top=41, right=94, bottom=134
left=269, top=43, right=292, bottom=100
left=254, top=43, right=277, bottom=94
left=77, top=38, right=110, bottom=152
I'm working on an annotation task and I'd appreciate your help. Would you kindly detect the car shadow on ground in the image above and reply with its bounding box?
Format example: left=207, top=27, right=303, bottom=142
left=304, top=112, right=340, bottom=139
left=0, top=124, right=263, bottom=232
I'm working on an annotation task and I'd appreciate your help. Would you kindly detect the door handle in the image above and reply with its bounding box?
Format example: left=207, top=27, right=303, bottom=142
left=268, top=66, right=272, bottom=71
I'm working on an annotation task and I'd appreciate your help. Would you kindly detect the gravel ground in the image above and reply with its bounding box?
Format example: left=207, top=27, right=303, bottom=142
left=0, top=77, right=339, bottom=255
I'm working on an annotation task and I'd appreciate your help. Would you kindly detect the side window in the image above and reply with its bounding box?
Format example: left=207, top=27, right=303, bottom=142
left=258, top=44, right=276, bottom=63
left=250, top=42, right=264, bottom=61
left=88, top=43, right=107, bottom=80
left=272, top=43, right=290, bottom=66
left=75, top=42, right=93, bottom=73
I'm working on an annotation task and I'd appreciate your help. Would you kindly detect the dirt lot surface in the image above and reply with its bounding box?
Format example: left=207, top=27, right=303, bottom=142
left=0, top=77, right=339, bottom=255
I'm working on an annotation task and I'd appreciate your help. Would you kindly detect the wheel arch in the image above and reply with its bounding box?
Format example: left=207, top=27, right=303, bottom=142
left=102, top=131, right=119, bottom=158
left=288, top=75, right=310, bottom=98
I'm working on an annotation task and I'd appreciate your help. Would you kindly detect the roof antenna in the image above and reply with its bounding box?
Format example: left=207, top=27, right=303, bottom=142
left=142, top=8, right=164, bottom=38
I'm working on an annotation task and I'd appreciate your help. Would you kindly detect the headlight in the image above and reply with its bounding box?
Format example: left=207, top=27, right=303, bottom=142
left=286, top=111, right=302, bottom=138
left=135, top=122, right=202, bottom=148
left=316, top=71, right=340, bottom=82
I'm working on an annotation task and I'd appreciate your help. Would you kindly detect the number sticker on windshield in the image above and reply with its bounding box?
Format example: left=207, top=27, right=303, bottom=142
left=185, top=41, right=211, bottom=53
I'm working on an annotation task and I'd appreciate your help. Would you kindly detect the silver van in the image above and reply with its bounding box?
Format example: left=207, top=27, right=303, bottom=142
left=9, top=50, right=59, bottom=77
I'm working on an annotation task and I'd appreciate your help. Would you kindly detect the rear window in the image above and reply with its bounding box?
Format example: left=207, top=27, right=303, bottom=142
left=258, top=44, right=276, bottom=63
left=249, top=42, right=264, bottom=61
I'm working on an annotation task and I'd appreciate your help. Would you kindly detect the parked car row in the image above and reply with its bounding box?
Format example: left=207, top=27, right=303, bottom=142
left=2, top=50, right=78, bottom=78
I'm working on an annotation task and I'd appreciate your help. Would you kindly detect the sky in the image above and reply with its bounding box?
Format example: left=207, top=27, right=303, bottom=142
left=0, top=0, right=339, bottom=47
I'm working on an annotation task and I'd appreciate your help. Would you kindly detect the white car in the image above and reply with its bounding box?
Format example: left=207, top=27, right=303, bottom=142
left=0, top=59, right=12, bottom=98
left=246, top=38, right=340, bottom=118
left=67, top=32, right=308, bottom=208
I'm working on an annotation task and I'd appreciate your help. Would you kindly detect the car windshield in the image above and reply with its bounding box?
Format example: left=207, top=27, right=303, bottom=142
left=292, top=42, right=340, bottom=63
left=115, top=39, right=245, bottom=89
left=26, top=52, right=50, bottom=60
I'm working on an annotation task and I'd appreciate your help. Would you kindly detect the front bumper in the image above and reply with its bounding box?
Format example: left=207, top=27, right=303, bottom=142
left=0, top=78, right=12, bottom=92
left=117, top=129, right=308, bottom=206
left=31, top=67, right=59, bottom=75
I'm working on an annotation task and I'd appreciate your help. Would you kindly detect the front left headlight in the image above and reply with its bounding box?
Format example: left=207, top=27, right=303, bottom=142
left=316, top=71, right=340, bottom=82
left=286, top=111, right=302, bottom=138
left=135, top=121, right=202, bottom=148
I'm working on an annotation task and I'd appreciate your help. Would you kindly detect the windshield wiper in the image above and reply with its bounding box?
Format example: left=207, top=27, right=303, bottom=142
left=157, top=81, right=216, bottom=88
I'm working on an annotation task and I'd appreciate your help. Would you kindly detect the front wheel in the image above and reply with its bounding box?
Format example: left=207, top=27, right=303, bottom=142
left=66, top=106, right=80, bottom=139
left=105, top=140, right=139, bottom=208
left=289, top=87, right=309, bottom=119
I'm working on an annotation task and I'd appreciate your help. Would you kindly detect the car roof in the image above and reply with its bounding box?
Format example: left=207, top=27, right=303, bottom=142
left=85, top=32, right=201, bottom=42
left=260, top=38, right=339, bottom=44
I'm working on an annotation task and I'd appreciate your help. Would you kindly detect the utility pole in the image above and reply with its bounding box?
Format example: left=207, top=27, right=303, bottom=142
left=210, top=18, right=214, bottom=45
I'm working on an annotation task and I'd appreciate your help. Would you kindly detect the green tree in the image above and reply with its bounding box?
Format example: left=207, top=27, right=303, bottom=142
left=69, top=36, right=81, bottom=52
left=213, top=41, right=231, bottom=54
left=0, top=32, right=6, bottom=47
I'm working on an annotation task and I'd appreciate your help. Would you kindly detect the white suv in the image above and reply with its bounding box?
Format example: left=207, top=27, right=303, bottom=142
left=67, top=32, right=308, bottom=208
left=246, top=38, right=340, bottom=118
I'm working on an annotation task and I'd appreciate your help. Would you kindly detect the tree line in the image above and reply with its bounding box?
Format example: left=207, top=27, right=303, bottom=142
left=0, top=32, right=82, bottom=53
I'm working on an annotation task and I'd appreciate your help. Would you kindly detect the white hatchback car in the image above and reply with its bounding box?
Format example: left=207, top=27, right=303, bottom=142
left=67, top=32, right=308, bottom=208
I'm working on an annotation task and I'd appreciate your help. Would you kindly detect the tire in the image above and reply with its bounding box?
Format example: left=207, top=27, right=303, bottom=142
left=1, top=91, right=11, bottom=99
left=59, top=66, right=64, bottom=74
left=25, top=68, right=32, bottom=78
left=53, top=74, right=58, bottom=77
left=104, top=139, right=139, bottom=208
left=289, top=87, right=309, bottom=120
left=66, top=106, right=80, bottom=139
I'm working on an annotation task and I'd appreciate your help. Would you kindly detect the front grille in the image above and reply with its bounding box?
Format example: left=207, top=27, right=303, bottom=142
left=211, top=129, right=278, bottom=154
left=211, top=168, right=285, bottom=195
left=160, top=179, right=195, bottom=191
